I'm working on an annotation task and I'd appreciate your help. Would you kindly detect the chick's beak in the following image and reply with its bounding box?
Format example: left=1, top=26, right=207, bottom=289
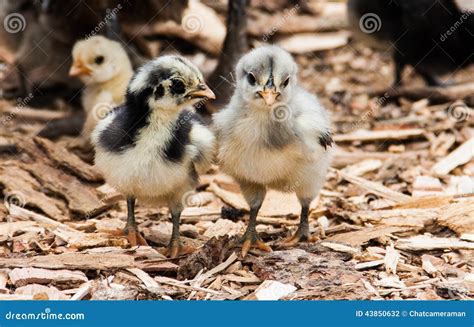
left=187, top=83, right=216, bottom=100
left=69, top=61, right=91, bottom=77
left=258, top=88, right=279, bottom=106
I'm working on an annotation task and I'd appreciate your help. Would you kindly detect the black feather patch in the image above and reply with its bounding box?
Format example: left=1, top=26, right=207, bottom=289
left=146, top=68, right=172, bottom=87
left=163, top=110, right=199, bottom=162
left=154, top=84, right=165, bottom=100
left=98, top=88, right=152, bottom=153
left=318, top=131, right=334, bottom=150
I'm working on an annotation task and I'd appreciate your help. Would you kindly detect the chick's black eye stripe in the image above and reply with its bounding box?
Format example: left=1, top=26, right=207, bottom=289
left=154, top=85, right=165, bottom=100
left=265, top=56, right=275, bottom=88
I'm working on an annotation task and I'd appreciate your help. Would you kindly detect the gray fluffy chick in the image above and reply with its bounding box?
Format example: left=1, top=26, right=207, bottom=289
left=214, top=46, right=333, bottom=257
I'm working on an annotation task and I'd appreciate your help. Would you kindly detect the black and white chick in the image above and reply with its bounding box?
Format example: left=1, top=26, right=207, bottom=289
left=214, top=46, right=333, bottom=257
left=92, top=56, right=216, bottom=258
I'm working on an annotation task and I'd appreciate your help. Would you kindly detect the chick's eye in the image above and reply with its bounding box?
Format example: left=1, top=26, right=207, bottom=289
left=282, top=77, right=290, bottom=88
left=94, top=56, right=104, bottom=65
left=170, top=79, right=186, bottom=95
left=247, top=73, right=256, bottom=86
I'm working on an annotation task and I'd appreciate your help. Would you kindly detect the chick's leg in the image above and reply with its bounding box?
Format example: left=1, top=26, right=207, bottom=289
left=123, top=197, right=148, bottom=246
left=165, top=204, right=196, bottom=258
left=392, top=52, right=405, bottom=87
left=239, top=182, right=272, bottom=257
left=281, top=197, right=315, bottom=247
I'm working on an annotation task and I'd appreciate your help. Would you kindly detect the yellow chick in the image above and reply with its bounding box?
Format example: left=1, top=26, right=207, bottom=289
left=69, top=35, right=133, bottom=140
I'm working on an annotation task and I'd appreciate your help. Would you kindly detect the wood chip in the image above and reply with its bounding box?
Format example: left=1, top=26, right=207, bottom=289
left=9, top=267, right=87, bottom=287
left=375, top=272, right=406, bottom=289
left=421, top=255, right=438, bottom=276
left=127, top=268, right=161, bottom=293
left=0, top=164, right=65, bottom=218
left=223, top=274, right=261, bottom=284
left=3, top=107, right=67, bottom=122
left=9, top=205, right=127, bottom=249
left=203, top=219, right=244, bottom=238
left=23, top=162, right=107, bottom=217
left=260, top=190, right=302, bottom=217
left=201, top=252, right=238, bottom=281
left=0, top=221, right=44, bottom=237
left=341, top=159, right=383, bottom=177
left=413, top=176, right=443, bottom=197
left=96, top=184, right=124, bottom=203
left=321, top=242, right=359, bottom=254
left=334, top=129, right=425, bottom=142
left=209, top=182, right=249, bottom=211
left=446, top=176, right=474, bottom=195
left=431, top=138, right=474, bottom=176
left=15, top=284, right=69, bottom=300
left=396, top=235, right=474, bottom=251
left=53, top=226, right=127, bottom=249
left=437, top=199, right=474, bottom=234
left=70, top=281, right=92, bottom=300
left=355, top=260, right=385, bottom=270
left=460, top=233, right=474, bottom=242
left=0, top=294, right=34, bottom=300
left=339, top=170, right=411, bottom=203
left=342, top=208, right=437, bottom=227
left=328, top=226, right=410, bottom=247
left=278, top=31, right=350, bottom=54
left=250, top=280, right=297, bottom=300
left=0, top=253, right=135, bottom=270
left=248, top=3, right=346, bottom=36
left=384, top=244, right=400, bottom=275
left=34, top=137, right=102, bottom=182
left=145, top=0, right=225, bottom=55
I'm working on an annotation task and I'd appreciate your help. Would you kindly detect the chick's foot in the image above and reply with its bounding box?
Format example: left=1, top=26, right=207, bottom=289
left=280, top=225, right=316, bottom=247
left=162, top=238, right=196, bottom=259
left=239, top=229, right=272, bottom=258
left=123, top=226, right=148, bottom=247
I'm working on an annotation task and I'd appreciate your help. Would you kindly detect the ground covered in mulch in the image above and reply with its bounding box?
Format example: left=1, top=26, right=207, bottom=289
left=0, top=1, right=473, bottom=300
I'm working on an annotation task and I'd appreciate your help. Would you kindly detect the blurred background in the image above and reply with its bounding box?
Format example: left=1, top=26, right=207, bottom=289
left=0, top=1, right=472, bottom=301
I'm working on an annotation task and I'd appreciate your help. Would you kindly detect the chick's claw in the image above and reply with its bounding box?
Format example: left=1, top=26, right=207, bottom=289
left=162, top=239, right=196, bottom=259
left=281, top=227, right=316, bottom=247
left=240, top=232, right=272, bottom=258
left=123, top=227, right=148, bottom=247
